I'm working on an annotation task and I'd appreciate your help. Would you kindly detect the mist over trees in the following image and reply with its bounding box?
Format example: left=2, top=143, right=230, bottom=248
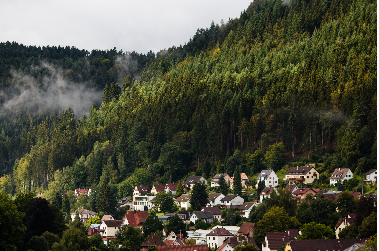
left=0, top=0, right=376, bottom=200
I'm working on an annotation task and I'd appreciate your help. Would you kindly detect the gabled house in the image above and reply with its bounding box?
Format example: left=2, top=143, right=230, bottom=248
left=133, top=195, right=155, bottom=211
left=70, top=208, right=98, bottom=223
left=237, top=222, right=256, bottom=238
left=201, top=207, right=222, bottom=221
left=183, top=176, right=207, bottom=190
left=190, top=211, right=214, bottom=224
left=155, top=244, right=209, bottom=251
left=230, top=173, right=249, bottom=189
left=206, top=227, right=234, bottom=249
left=365, top=169, right=377, bottom=184
left=320, top=190, right=342, bottom=201
left=335, top=213, right=356, bottom=239
left=216, top=236, right=260, bottom=251
left=133, top=185, right=151, bottom=196
left=123, top=210, right=149, bottom=228
left=257, top=170, right=279, bottom=188
left=284, top=184, right=298, bottom=195
left=141, top=233, right=166, bottom=250
left=292, top=188, right=319, bottom=203
left=330, top=168, right=353, bottom=186
left=239, top=202, right=258, bottom=218
left=208, top=193, right=225, bottom=207
left=165, top=183, right=179, bottom=194
left=262, top=230, right=299, bottom=251
left=99, top=220, right=123, bottom=241
left=175, top=194, right=191, bottom=210
left=101, top=215, right=114, bottom=223
left=211, top=173, right=232, bottom=187
left=285, top=166, right=319, bottom=185
left=220, top=195, right=244, bottom=208
left=151, top=184, right=166, bottom=195
left=75, top=188, right=92, bottom=197
left=259, top=187, right=276, bottom=202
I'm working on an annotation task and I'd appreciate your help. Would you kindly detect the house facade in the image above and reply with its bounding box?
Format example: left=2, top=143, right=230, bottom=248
left=70, top=208, right=98, bottom=223
left=190, top=211, right=214, bottom=224
left=175, top=194, right=191, bottom=210
left=201, top=207, right=222, bottom=221
left=165, top=183, right=179, bottom=194
left=206, top=227, right=234, bottom=249
left=257, top=170, right=279, bottom=188
left=183, top=176, right=207, bottom=190
left=365, top=169, right=377, bottom=184
left=335, top=213, right=356, bottom=239
left=285, top=166, right=319, bottom=185
left=220, top=195, right=244, bottom=207
left=230, top=173, right=249, bottom=189
left=133, top=195, right=155, bottom=211
left=151, top=184, right=166, bottom=195
left=259, top=187, right=276, bottom=202
left=211, top=173, right=232, bottom=187
left=239, top=202, right=258, bottom=218
left=330, top=168, right=353, bottom=185
left=133, top=185, right=151, bottom=196
left=99, top=220, right=123, bottom=241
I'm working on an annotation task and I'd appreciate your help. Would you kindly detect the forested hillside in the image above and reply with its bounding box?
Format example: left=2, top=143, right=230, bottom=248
left=0, top=0, right=376, bottom=198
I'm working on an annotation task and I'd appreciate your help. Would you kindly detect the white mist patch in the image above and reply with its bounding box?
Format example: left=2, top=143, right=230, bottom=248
left=0, top=63, right=103, bottom=117
left=115, top=53, right=140, bottom=81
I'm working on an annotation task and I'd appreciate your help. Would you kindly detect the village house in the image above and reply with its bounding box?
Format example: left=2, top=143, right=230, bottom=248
left=284, top=184, right=298, bottom=195
left=155, top=244, right=209, bottom=251
left=220, top=195, right=244, bottom=208
left=285, top=166, right=319, bottom=185
left=259, top=187, right=276, bottom=202
left=211, top=173, right=232, bottom=187
left=365, top=169, right=377, bottom=184
left=262, top=230, right=299, bottom=251
left=335, top=213, right=356, bottom=239
left=165, top=183, right=179, bottom=194
left=206, top=227, right=235, bottom=249
left=74, top=188, right=92, bottom=197
left=239, top=202, right=258, bottom=218
left=256, top=170, right=279, bottom=188
left=123, top=210, right=149, bottom=229
left=183, top=176, right=207, bottom=190
left=141, top=233, right=166, bottom=250
left=237, top=222, right=256, bottom=238
left=133, top=195, right=155, bottom=211
left=330, top=168, right=353, bottom=186
left=216, top=236, right=260, bottom=251
left=101, top=215, right=114, bottom=223
left=230, top=173, right=249, bottom=189
left=164, top=212, right=189, bottom=221
left=70, top=208, right=98, bottom=223
left=284, top=238, right=368, bottom=251
left=201, top=207, right=222, bottom=221
left=88, top=224, right=100, bottom=235
left=320, top=190, right=342, bottom=201
left=151, top=184, right=166, bottom=195
left=190, top=211, right=214, bottom=224
left=133, top=185, right=151, bottom=196
left=208, top=193, right=225, bottom=207
left=99, top=220, right=123, bottom=244
left=292, top=188, right=320, bottom=203
left=163, top=231, right=185, bottom=246
left=175, top=194, right=191, bottom=210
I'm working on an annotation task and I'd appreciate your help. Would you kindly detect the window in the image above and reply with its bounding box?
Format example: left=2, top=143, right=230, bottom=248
left=307, top=176, right=309, bottom=178
left=213, top=237, right=215, bottom=240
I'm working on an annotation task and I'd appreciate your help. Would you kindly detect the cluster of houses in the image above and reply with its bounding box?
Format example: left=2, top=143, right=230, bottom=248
left=69, top=167, right=376, bottom=250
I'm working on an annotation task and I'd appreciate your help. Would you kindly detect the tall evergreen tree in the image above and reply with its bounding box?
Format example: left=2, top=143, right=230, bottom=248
left=218, top=174, right=228, bottom=196
left=142, top=211, right=163, bottom=238
left=189, top=182, right=208, bottom=211
left=233, top=167, right=242, bottom=196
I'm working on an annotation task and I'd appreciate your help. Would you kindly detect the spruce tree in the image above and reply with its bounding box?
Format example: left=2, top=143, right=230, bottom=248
left=189, top=182, right=208, bottom=211
left=233, top=167, right=242, bottom=196
left=142, top=211, right=163, bottom=238
left=176, top=182, right=184, bottom=197
left=218, top=174, right=228, bottom=196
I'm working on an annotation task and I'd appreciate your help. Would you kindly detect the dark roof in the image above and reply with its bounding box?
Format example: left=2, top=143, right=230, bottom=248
left=238, top=222, right=255, bottom=235
left=211, top=173, right=230, bottom=182
left=71, top=208, right=98, bottom=215
left=220, top=195, right=237, bottom=202
left=183, top=176, right=205, bottom=184
left=263, top=230, right=299, bottom=249
left=285, top=166, right=314, bottom=175
left=103, top=220, right=123, bottom=227
left=192, top=211, right=213, bottom=219
left=239, top=202, right=256, bottom=210
left=141, top=233, right=166, bottom=247
left=135, top=185, right=151, bottom=194
left=365, top=169, right=377, bottom=175
left=206, top=227, right=233, bottom=236
left=222, top=236, right=260, bottom=250
left=285, top=184, right=298, bottom=193
left=166, top=183, right=179, bottom=191
left=292, top=188, right=317, bottom=196
left=321, top=193, right=340, bottom=201
left=156, top=244, right=208, bottom=251
left=335, top=214, right=356, bottom=229
left=208, top=193, right=223, bottom=201
left=201, top=207, right=222, bottom=215
left=259, top=187, right=275, bottom=196
left=330, top=168, right=351, bottom=180
left=288, top=238, right=368, bottom=251
left=257, top=170, right=273, bottom=180
left=153, top=184, right=166, bottom=193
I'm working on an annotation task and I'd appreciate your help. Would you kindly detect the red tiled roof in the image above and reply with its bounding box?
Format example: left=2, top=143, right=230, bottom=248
left=101, top=215, right=113, bottom=222
left=264, top=230, right=299, bottom=249
left=285, top=184, right=297, bottom=193
left=223, top=236, right=259, bottom=250
left=166, top=183, right=179, bottom=191
left=153, top=184, right=166, bottom=193
left=124, top=211, right=149, bottom=227
left=156, top=244, right=208, bottom=251
left=135, top=185, right=151, bottom=194
left=259, top=187, right=275, bottom=196
left=292, top=188, right=317, bottom=196
left=207, top=227, right=233, bottom=236
left=288, top=238, right=368, bottom=251
left=176, top=194, right=191, bottom=202
left=239, top=202, right=256, bottom=211
left=238, top=222, right=255, bottom=235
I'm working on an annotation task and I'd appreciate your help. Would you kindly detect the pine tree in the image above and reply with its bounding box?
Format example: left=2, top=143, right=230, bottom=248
left=189, top=182, right=208, bottom=211
left=176, top=182, right=184, bottom=197
left=218, top=174, right=228, bottom=196
left=142, top=211, right=163, bottom=238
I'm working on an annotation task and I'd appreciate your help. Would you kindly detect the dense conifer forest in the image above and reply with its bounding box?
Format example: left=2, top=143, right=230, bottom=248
left=0, top=0, right=376, bottom=199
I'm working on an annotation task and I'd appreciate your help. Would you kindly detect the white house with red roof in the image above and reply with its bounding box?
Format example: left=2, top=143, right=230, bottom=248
left=365, top=169, right=377, bottom=184
left=151, top=184, right=166, bottom=195
left=99, top=220, right=123, bottom=244
left=206, top=227, right=234, bottom=249
left=75, top=188, right=92, bottom=197
left=259, top=187, right=276, bottom=202
left=165, top=183, right=179, bottom=194
left=330, top=168, right=353, bottom=186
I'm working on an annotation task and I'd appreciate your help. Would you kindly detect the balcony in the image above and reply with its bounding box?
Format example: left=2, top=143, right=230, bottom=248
left=287, top=177, right=305, bottom=181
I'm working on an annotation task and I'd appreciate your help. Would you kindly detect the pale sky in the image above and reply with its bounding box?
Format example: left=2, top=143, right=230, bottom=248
left=1, top=0, right=252, bottom=54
